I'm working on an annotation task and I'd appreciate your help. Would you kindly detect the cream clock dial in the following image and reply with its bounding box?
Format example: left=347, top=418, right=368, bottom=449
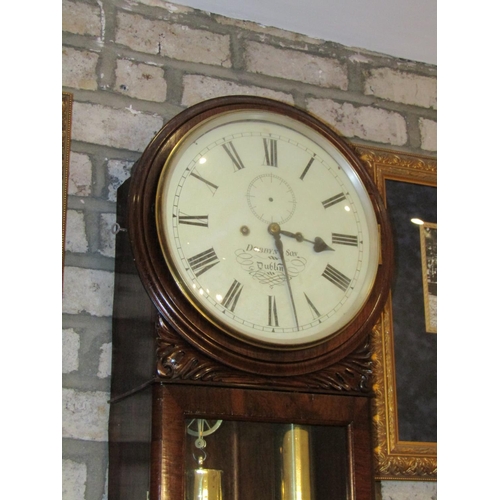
left=156, top=109, right=380, bottom=347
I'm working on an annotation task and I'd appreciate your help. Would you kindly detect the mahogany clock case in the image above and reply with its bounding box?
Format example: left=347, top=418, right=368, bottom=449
left=109, top=97, right=394, bottom=500
left=124, top=96, right=393, bottom=378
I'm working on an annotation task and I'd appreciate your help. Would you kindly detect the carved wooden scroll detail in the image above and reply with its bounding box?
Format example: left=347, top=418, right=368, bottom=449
left=156, top=316, right=372, bottom=394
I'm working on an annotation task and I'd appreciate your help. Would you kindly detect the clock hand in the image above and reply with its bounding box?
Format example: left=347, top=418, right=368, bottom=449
left=268, top=223, right=300, bottom=330
left=280, top=230, right=335, bottom=253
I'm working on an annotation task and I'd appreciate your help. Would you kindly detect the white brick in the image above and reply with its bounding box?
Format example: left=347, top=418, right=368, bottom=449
left=68, top=153, right=92, bottom=197
left=62, top=328, right=80, bottom=374
left=63, top=267, right=114, bottom=317
left=71, top=102, right=163, bottom=152
left=380, top=480, right=437, bottom=500
left=107, top=159, right=134, bottom=202
left=62, top=459, right=86, bottom=500
left=245, top=41, right=348, bottom=90
left=116, top=12, right=231, bottom=67
left=102, top=469, right=109, bottom=500
left=115, top=59, right=167, bottom=102
left=181, top=75, right=294, bottom=107
left=62, top=388, right=109, bottom=441
left=97, top=343, right=112, bottom=379
left=62, top=0, right=101, bottom=37
left=307, top=99, right=407, bottom=146
left=364, top=68, right=437, bottom=109
left=419, top=118, right=437, bottom=152
left=62, top=47, right=99, bottom=91
left=99, top=213, right=116, bottom=258
left=65, top=210, right=88, bottom=254
left=215, top=16, right=322, bottom=46
left=132, top=0, right=193, bottom=13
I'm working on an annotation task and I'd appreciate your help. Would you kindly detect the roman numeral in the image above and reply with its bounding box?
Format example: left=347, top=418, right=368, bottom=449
left=322, top=193, right=346, bottom=209
left=187, top=248, right=220, bottom=277
left=331, top=233, right=358, bottom=246
left=304, top=293, right=321, bottom=319
left=222, top=142, right=246, bottom=171
left=191, top=171, right=219, bottom=195
left=300, top=155, right=315, bottom=180
left=322, top=264, right=351, bottom=292
left=263, top=138, right=278, bottom=167
left=221, top=280, right=243, bottom=312
left=177, top=213, right=209, bottom=227
left=268, top=295, right=279, bottom=326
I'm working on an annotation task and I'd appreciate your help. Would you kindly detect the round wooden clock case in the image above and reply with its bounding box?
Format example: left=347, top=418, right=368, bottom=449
left=126, top=96, right=393, bottom=377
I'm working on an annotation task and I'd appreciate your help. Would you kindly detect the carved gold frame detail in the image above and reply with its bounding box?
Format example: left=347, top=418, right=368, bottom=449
left=355, top=145, right=437, bottom=481
left=62, top=92, right=73, bottom=273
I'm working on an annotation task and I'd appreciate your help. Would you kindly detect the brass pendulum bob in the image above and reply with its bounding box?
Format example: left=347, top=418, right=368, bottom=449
left=280, top=424, right=314, bottom=500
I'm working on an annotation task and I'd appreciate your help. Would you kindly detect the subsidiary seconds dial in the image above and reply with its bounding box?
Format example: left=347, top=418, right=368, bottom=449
left=156, top=108, right=380, bottom=347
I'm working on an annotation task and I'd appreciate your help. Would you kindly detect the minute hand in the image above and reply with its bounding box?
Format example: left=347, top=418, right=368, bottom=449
left=268, top=223, right=300, bottom=330
left=280, top=230, right=335, bottom=253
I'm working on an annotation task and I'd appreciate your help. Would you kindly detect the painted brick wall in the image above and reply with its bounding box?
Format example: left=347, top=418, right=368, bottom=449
left=62, top=1, right=437, bottom=499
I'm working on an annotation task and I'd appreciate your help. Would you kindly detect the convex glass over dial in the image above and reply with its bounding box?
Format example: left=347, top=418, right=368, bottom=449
left=156, top=109, right=380, bottom=346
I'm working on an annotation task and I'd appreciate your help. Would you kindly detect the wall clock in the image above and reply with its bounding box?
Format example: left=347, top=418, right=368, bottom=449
left=126, top=96, right=392, bottom=376
left=109, top=96, right=393, bottom=500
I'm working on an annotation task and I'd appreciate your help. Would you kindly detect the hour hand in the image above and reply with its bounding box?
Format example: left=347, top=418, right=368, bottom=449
left=280, top=230, right=335, bottom=253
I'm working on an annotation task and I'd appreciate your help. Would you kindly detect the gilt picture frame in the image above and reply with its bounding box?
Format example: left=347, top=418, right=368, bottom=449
left=355, top=145, right=437, bottom=480
left=62, top=91, right=73, bottom=272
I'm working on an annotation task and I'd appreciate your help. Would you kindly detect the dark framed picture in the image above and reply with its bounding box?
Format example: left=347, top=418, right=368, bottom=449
left=356, top=146, right=437, bottom=480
